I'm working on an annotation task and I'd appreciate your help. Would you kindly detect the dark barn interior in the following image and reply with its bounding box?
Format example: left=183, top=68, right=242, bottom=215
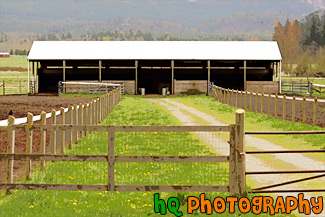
left=28, top=41, right=282, bottom=95
left=33, top=59, right=277, bottom=94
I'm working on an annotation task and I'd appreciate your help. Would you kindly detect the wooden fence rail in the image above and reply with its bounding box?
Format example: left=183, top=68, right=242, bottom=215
left=0, top=86, right=121, bottom=194
left=211, top=85, right=324, bottom=127
left=0, top=106, right=246, bottom=195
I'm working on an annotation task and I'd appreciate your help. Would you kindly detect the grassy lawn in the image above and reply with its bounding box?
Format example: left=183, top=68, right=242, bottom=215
left=174, top=95, right=325, bottom=157
left=0, top=95, right=288, bottom=216
left=0, top=55, right=28, bottom=69
left=282, top=77, right=325, bottom=98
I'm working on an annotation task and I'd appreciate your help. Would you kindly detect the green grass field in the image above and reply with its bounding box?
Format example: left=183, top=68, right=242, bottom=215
left=0, top=55, right=28, bottom=69
left=1, top=95, right=290, bottom=216
left=174, top=95, right=325, bottom=158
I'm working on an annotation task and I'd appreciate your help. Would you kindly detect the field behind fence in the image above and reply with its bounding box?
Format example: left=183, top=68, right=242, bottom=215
left=0, top=76, right=29, bottom=95
left=212, top=85, right=325, bottom=127
left=0, top=87, right=121, bottom=194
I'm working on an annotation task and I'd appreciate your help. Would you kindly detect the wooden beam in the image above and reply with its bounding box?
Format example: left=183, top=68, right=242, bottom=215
left=99, top=60, right=102, bottom=82
left=171, top=60, right=174, bottom=95
left=243, top=60, right=247, bottom=91
left=207, top=60, right=210, bottom=94
left=135, top=60, right=138, bottom=94
left=63, top=60, right=66, bottom=82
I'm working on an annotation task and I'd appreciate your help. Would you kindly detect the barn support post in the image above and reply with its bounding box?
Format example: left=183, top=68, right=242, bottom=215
left=6, top=116, right=15, bottom=195
left=171, top=60, right=174, bottom=95
left=63, top=60, right=66, bottom=82
left=25, top=112, right=33, bottom=180
left=135, top=60, right=138, bottom=94
left=31, top=63, right=34, bottom=94
left=207, top=60, right=210, bottom=94
left=27, top=60, right=30, bottom=94
left=235, top=109, right=245, bottom=195
left=99, top=60, right=102, bottom=82
left=279, top=60, right=282, bottom=93
left=243, top=60, right=247, bottom=91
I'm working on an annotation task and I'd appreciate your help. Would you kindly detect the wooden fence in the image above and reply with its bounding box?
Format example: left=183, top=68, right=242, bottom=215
left=211, top=85, right=325, bottom=127
left=0, top=78, right=29, bottom=95
left=281, top=80, right=313, bottom=95
left=0, top=104, right=246, bottom=195
left=0, top=86, right=121, bottom=193
left=58, top=81, right=125, bottom=96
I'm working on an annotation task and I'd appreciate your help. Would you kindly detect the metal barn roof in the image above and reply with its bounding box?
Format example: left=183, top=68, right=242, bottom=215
left=28, top=41, right=282, bottom=61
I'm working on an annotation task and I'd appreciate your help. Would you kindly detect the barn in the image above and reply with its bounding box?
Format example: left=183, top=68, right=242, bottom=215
left=27, top=41, right=282, bottom=95
left=0, top=52, right=10, bottom=58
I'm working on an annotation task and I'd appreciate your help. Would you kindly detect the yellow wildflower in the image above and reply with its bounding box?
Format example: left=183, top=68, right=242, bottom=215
left=73, top=202, right=77, bottom=206
left=29, top=205, right=34, bottom=208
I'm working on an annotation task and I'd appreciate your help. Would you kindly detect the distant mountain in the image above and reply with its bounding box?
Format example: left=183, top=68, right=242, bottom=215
left=0, top=0, right=323, bottom=36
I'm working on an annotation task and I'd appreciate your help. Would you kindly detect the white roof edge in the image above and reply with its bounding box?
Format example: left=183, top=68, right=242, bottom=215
left=28, top=41, right=282, bottom=61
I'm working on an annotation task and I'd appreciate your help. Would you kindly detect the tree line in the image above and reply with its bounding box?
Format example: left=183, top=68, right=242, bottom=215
left=272, top=11, right=325, bottom=76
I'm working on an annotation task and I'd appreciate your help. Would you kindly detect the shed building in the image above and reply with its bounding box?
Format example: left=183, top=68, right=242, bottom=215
left=27, top=41, right=282, bottom=94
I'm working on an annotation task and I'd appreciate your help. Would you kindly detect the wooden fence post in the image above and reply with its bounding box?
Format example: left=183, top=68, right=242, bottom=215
left=261, top=93, right=264, bottom=113
left=89, top=101, right=93, bottom=127
left=227, top=88, right=230, bottom=105
left=268, top=94, right=271, bottom=115
left=25, top=112, right=33, bottom=180
left=3, top=80, right=5, bottom=95
left=223, top=88, right=226, bottom=104
left=6, top=116, right=15, bottom=195
left=313, top=98, right=317, bottom=125
left=73, top=104, right=78, bottom=143
left=240, top=91, right=244, bottom=108
left=83, top=103, right=88, bottom=136
left=302, top=97, right=306, bottom=123
left=235, top=109, right=245, bottom=195
left=250, top=92, right=252, bottom=111
left=78, top=103, right=83, bottom=138
left=50, top=109, right=56, bottom=155
left=229, top=124, right=237, bottom=195
left=216, top=87, right=219, bottom=101
left=60, top=107, right=65, bottom=154
left=283, top=95, right=286, bottom=120
left=108, top=127, right=115, bottom=191
left=244, top=91, right=247, bottom=109
left=67, top=106, right=73, bottom=149
left=40, top=111, right=46, bottom=170
left=235, top=90, right=238, bottom=107
left=94, top=100, right=98, bottom=124
left=292, top=96, right=295, bottom=122
left=275, top=94, right=278, bottom=118
left=93, top=100, right=96, bottom=125
left=255, top=93, right=258, bottom=112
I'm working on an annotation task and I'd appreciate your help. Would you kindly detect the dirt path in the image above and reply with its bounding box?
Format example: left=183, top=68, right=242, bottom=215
left=148, top=98, right=324, bottom=216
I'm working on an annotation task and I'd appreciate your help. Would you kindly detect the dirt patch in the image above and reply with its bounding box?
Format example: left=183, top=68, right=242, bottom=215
left=0, top=67, right=27, bottom=72
left=0, top=95, right=94, bottom=120
left=0, top=95, right=95, bottom=183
